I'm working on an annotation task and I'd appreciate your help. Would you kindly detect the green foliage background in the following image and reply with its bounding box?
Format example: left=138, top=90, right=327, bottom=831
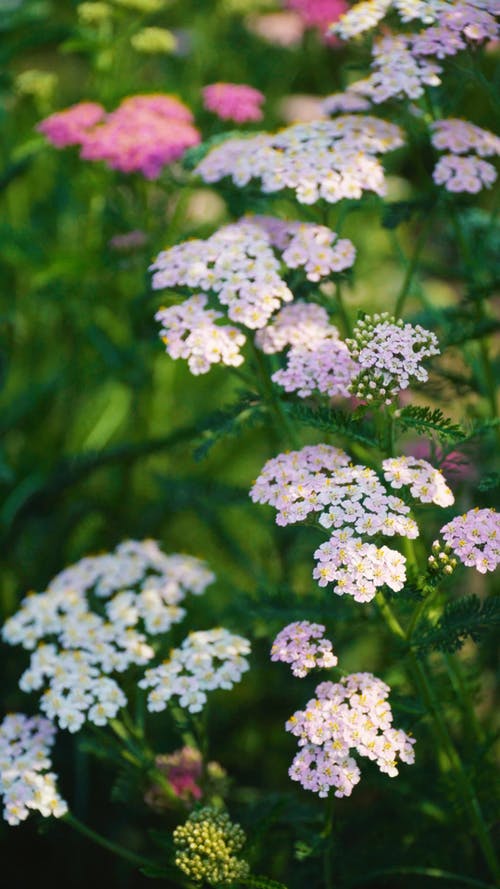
left=1, top=1, right=498, bottom=888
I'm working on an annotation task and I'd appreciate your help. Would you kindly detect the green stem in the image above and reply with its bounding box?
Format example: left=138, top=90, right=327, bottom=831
left=376, top=597, right=500, bottom=883
left=335, top=280, right=352, bottom=337
left=394, top=214, right=434, bottom=318
left=443, top=653, right=485, bottom=747
left=64, top=813, right=154, bottom=870
left=251, top=344, right=300, bottom=448
left=352, top=864, right=496, bottom=888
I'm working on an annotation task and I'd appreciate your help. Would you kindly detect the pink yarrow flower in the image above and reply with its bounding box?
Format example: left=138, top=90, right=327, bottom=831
left=440, top=508, right=500, bottom=573
left=286, top=0, right=348, bottom=31
left=271, top=622, right=338, bottom=677
left=287, top=672, right=415, bottom=798
left=202, top=83, right=265, bottom=123
left=37, top=101, right=105, bottom=147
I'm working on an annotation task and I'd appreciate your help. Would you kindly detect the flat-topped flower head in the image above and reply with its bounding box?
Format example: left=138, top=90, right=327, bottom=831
left=349, top=34, right=443, bottom=103
left=440, top=508, right=500, bottom=573
left=287, top=672, right=415, bottom=797
left=155, top=295, right=246, bottom=374
left=322, top=91, right=372, bottom=114
left=251, top=217, right=357, bottom=282
left=150, top=222, right=293, bottom=330
left=332, top=1, right=499, bottom=44
left=383, top=456, right=454, bottom=507
left=39, top=94, right=199, bottom=178
left=431, top=119, right=500, bottom=157
left=286, top=0, right=348, bottom=30
left=346, top=313, right=440, bottom=404
left=271, top=622, right=338, bottom=676
left=139, top=628, right=251, bottom=714
left=37, top=101, right=105, bottom=147
left=195, top=116, right=404, bottom=204
left=174, top=807, right=249, bottom=886
left=271, top=335, right=358, bottom=399
left=433, top=154, right=497, bottom=193
left=255, top=301, right=333, bottom=353
left=314, top=531, right=407, bottom=602
left=2, top=541, right=217, bottom=730
left=0, top=714, right=67, bottom=826
left=252, top=445, right=418, bottom=600
left=202, top=82, right=265, bottom=122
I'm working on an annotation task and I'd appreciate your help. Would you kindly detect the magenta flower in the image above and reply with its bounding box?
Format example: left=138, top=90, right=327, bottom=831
left=37, top=101, right=105, bottom=148
left=286, top=0, right=348, bottom=32
left=202, top=83, right=265, bottom=123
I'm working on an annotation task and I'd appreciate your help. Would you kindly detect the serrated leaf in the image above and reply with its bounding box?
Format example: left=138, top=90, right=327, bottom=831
left=193, top=392, right=267, bottom=460
left=283, top=403, right=377, bottom=447
left=415, top=595, right=500, bottom=653
left=397, top=406, right=464, bottom=442
left=478, top=472, right=500, bottom=492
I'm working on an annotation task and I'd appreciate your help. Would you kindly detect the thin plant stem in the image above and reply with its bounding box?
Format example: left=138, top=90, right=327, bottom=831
left=394, top=214, right=434, bottom=318
left=335, top=280, right=352, bottom=337
left=251, top=343, right=300, bottom=448
left=351, top=863, right=496, bottom=888
left=64, top=813, right=155, bottom=870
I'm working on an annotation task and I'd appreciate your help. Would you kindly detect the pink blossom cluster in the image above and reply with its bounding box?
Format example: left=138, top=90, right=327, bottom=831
left=255, top=302, right=333, bottom=353
left=431, top=119, right=499, bottom=194
left=195, top=116, right=404, bottom=205
left=150, top=221, right=293, bottom=330
left=333, top=1, right=499, bottom=47
left=150, top=747, right=203, bottom=806
left=286, top=0, right=347, bottom=30
left=271, top=621, right=338, bottom=677
left=383, top=456, right=454, bottom=507
left=346, top=313, right=440, bottom=403
left=37, top=101, right=105, bottom=147
left=251, top=216, right=356, bottom=282
left=349, top=34, right=442, bottom=103
left=38, top=94, right=200, bottom=179
left=314, top=530, right=407, bottom=602
left=433, top=155, right=497, bottom=193
left=271, top=336, right=358, bottom=399
left=287, top=672, right=415, bottom=797
left=0, top=714, right=67, bottom=825
left=202, top=82, right=265, bottom=122
left=440, top=508, right=500, bottom=573
left=155, top=295, right=246, bottom=375
left=251, top=445, right=419, bottom=601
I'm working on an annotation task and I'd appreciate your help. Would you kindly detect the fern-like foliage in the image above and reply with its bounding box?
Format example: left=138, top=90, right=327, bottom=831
left=193, top=392, right=268, bottom=460
left=397, top=405, right=464, bottom=442
left=478, top=471, right=500, bottom=492
left=283, top=403, right=378, bottom=448
left=415, top=595, right=500, bottom=653
left=241, top=877, right=288, bottom=889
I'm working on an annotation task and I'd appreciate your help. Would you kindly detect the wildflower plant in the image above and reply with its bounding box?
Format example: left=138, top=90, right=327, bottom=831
left=2, top=0, right=500, bottom=886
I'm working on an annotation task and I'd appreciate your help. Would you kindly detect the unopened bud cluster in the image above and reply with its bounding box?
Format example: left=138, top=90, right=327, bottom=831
left=174, top=807, right=249, bottom=885
left=428, top=540, right=457, bottom=576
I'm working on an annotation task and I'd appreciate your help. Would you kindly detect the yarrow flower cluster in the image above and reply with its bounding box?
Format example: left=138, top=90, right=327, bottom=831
left=251, top=444, right=420, bottom=601
left=255, top=302, right=358, bottom=399
left=202, top=82, right=265, bottom=122
left=271, top=622, right=338, bottom=677
left=195, top=116, right=404, bottom=204
left=383, top=456, right=454, bottom=507
left=139, top=628, right=251, bottom=713
left=349, top=34, right=442, bottom=104
left=173, top=807, right=249, bottom=885
left=2, top=541, right=249, bottom=731
left=431, top=119, right=500, bottom=194
left=346, top=313, right=440, bottom=403
left=251, top=216, right=356, bottom=281
left=0, top=714, right=67, bottom=826
left=287, top=672, right=415, bottom=797
left=286, top=0, right=347, bottom=31
left=440, top=508, right=500, bottom=573
left=151, top=221, right=293, bottom=330
left=322, top=91, right=371, bottom=114
left=38, top=94, right=200, bottom=178
left=155, top=295, right=246, bottom=375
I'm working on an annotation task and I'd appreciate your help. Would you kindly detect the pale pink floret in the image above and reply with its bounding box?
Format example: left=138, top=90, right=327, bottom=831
left=271, top=621, right=338, bottom=677
left=255, top=302, right=332, bottom=353
left=202, top=82, right=265, bottom=123
left=383, top=456, right=455, bottom=507
left=37, top=101, right=105, bottom=147
left=440, top=508, right=500, bottom=573
left=287, top=672, right=415, bottom=798
left=431, top=119, right=500, bottom=157
left=272, top=337, right=358, bottom=399
left=433, top=154, right=497, bottom=193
